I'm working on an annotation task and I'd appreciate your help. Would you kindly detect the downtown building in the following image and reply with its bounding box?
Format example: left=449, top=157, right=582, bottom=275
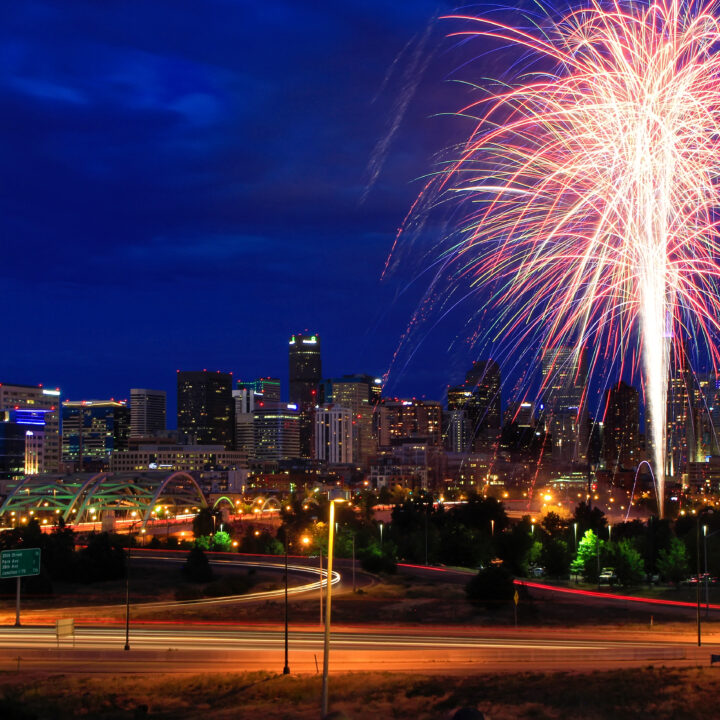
left=237, top=377, right=281, bottom=402
left=253, top=401, right=301, bottom=462
left=0, top=383, right=62, bottom=474
left=289, top=333, right=322, bottom=458
left=445, top=360, right=502, bottom=452
left=110, top=443, right=246, bottom=473
left=318, top=374, right=382, bottom=468
left=603, top=380, right=640, bottom=473
left=62, top=400, right=130, bottom=471
left=177, top=370, right=234, bottom=449
left=540, top=345, right=589, bottom=465
left=375, top=398, right=443, bottom=448
left=130, top=388, right=166, bottom=438
left=314, top=404, right=353, bottom=464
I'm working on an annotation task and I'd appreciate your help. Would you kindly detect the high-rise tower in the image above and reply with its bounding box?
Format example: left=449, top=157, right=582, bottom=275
left=603, top=380, right=639, bottom=472
left=130, top=389, right=166, bottom=437
left=177, top=371, right=233, bottom=449
left=289, top=333, right=322, bottom=457
left=541, top=346, right=589, bottom=463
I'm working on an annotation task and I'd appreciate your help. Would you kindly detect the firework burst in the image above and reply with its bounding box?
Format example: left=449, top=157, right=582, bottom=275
left=400, top=0, right=720, bottom=515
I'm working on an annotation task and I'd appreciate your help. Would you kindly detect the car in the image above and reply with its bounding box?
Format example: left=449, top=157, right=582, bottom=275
left=686, top=573, right=718, bottom=585
left=529, top=566, right=545, bottom=578
left=599, top=567, right=617, bottom=585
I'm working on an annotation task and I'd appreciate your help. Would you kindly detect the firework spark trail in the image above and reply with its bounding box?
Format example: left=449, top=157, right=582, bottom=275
left=397, top=0, right=720, bottom=516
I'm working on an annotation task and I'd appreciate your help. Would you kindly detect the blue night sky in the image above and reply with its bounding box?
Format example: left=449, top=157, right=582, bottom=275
left=1, top=0, right=566, bottom=420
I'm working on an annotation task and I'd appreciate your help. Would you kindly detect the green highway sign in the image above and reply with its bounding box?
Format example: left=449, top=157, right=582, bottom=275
left=0, top=548, right=41, bottom=579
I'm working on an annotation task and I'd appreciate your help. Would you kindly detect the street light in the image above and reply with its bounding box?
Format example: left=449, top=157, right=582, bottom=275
left=321, top=498, right=344, bottom=718
left=703, top=525, right=709, bottom=617
left=283, top=532, right=290, bottom=675
left=697, top=517, right=702, bottom=647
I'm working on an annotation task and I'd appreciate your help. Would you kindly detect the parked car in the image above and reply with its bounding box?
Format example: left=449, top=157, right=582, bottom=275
left=529, top=566, right=545, bottom=578
left=685, top=573, right=718, bottom=585
left=599, top=567, right=617, bottom=585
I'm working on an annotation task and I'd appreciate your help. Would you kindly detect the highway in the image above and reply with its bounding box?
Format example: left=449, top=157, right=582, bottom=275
left=0, top=624, right=716, bottom=674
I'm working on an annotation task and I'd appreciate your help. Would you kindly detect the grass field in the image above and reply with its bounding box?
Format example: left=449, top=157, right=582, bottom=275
left=1, top=666, right=719, bottom=719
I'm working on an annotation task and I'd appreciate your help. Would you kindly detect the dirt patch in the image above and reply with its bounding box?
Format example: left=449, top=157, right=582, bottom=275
left=1, top=667, right=719, bottom=719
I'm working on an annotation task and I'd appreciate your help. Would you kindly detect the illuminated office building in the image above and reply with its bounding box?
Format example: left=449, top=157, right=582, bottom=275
left=603, top=380, right=639, bottom=472
left=0, top=383, right=62, bottom=473
left=289, top=333, right=322, bottom=457
left=315, top=404, right=353, bottom=464
left=62, top=400, right=130, bottom=469
left=177, top=370, right=233, bottom=449
left=253, top=402, right=300, bottom=461
left=319, top=374, right=382, bottom=467
left=541, top=346, right=588, bottom=463
left=130, top=388, right=166, bottom=437
left=237, top=377, right=281, bottom=402
left=376, top=399, right=442, bottom=448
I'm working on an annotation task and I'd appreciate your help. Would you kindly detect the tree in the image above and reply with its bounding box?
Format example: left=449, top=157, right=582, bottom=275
left=466, top=566, right=515, bottom=610
left=608, top=539, right=645, bottom=586
left=656, top=536, right=689, bottom=585
left=183, top=547, right=213, bottom=583
left=570, top=530, right=604, bottom=582
left=542, top=537, right=571, bottom=577
left=541, top=511, right=566, bottom=538
left=78, top=533, right=126, bottom=582
left=497, top=518, right=535, bottom=575
left=573, top=501, right=607, bottom=534
left=212, top=530, right=232, bottom=552
left=192, top=508, right=217, bottom=538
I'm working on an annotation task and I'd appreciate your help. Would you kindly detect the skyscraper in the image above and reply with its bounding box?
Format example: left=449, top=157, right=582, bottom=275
left=253, top=402, right=301, bottom=461
left=62, top=400, right=130, bottom=470
left=603, top=380, right=639, bottom=472
left=321, top=374, right=382, bottom=468
left=445, top=360, right=501, bottom=451
left=288, top=333, right=322, bottom=457
left=541, top=345, right=589, bottom=463
left=665, top=340, right=699, bottom=478
left=177, top=371, right=233, bottom=449
left=237, top=377, right=281, bottom=402
left=0, top=383, right=62, bottom=473
left=315, top=404, right=353, bottom=464
left=130, top=389, right=166, bottom=437
left=375, top=399, right=443, bottom=447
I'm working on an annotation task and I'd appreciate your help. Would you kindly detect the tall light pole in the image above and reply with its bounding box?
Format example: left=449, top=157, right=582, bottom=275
left=124, top=542, right=131, bottom=651
left=283, top=533, right=290, bottom=675
left=703, top=524, right=709, bottom=617
left=321, top=499, right=337, bottom=718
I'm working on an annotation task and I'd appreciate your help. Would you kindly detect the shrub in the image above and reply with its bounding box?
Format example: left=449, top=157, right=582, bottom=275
left=182, top=547, right=213, bottom=583
left=465, top=566, right=515, bottom=610
left=359, top=547, right=397, bottom=574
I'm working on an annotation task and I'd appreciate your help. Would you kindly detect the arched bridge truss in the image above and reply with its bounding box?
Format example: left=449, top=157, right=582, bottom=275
left=0, top=472, right=208, bottom=528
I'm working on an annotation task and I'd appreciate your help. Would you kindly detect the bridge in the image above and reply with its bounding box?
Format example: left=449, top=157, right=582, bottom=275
left=0, top=472, right=208, bottom=529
